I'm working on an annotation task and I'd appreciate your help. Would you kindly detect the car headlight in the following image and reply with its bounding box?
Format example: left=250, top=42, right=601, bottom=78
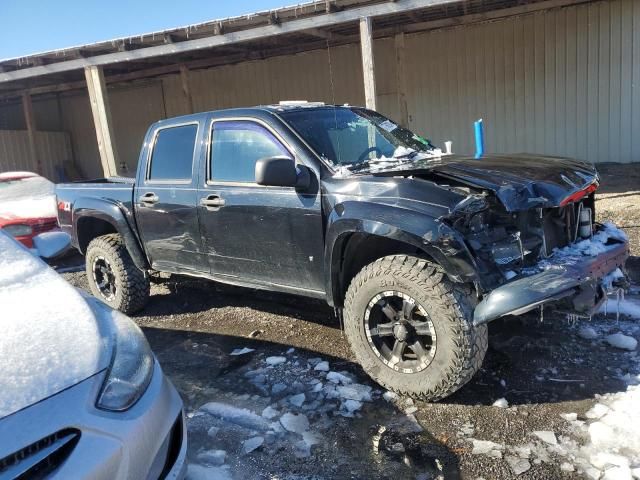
left=3, top=224, right=32, bottom=237
left=97, top=311, right=154, bottom=411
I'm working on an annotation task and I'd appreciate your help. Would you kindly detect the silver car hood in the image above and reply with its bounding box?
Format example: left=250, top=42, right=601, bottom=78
left=0, top=233, right=112, bottom=419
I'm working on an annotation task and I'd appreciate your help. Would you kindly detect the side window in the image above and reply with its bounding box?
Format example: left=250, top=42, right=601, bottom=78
left=148, top=124, right=198, bottom=181
left=210, top=121, right=290, bottom=183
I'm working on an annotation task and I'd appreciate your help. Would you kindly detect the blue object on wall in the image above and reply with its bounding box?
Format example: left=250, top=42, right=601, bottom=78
left=474, top=119, right=484, bottom=159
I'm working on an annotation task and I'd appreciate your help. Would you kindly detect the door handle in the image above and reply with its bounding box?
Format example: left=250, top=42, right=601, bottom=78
left=200, top=195, right=226, bottom=210
left=139, top=192, right=159, bottom=206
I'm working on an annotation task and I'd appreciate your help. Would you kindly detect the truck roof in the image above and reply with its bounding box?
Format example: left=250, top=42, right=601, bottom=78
left=152, top=102, right=356, bottom=127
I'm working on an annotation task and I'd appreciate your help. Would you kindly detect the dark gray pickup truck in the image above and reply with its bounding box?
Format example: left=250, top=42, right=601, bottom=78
left=56, top=102, right=629, bottom=400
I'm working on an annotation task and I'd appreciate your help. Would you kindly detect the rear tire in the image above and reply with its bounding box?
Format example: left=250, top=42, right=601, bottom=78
left=343, top=255, right=487, bottom=401
left=85, top=233, right=150, bottom=314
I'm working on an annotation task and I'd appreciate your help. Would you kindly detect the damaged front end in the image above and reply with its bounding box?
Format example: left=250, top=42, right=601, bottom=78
left=445, top=186, right=630, bottom=325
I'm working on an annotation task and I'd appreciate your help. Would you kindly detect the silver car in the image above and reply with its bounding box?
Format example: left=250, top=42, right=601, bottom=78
left=0, top=232, right=186, bottom=479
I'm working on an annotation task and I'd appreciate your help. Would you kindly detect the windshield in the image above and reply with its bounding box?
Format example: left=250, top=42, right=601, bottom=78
left=280, top=107, right=436, bottom=167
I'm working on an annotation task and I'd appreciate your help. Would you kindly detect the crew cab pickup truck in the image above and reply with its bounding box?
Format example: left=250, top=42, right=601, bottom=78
left=56, top=102, right=630, bottom=400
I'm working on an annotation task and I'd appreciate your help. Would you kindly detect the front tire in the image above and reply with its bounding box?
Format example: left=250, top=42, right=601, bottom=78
left=85, top=233, right=150, bottom=314
left=343, top=255, right=487, bottom=401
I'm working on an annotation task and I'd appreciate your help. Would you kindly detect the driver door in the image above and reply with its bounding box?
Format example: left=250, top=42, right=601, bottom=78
left=197, top=118, right=324, bottom=293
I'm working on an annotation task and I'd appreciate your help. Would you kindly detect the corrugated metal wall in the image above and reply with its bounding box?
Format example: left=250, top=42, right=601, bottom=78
left=0, top=130, right=72, bottom=180
left=0, top=0, right=638, bottom=179
left=403, top=0, right=640, bottom=164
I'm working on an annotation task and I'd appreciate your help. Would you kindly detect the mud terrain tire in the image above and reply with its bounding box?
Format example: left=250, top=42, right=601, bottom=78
left=85, top=233, right=150, bottom=314
left=344, top=255, right=488, bottom=401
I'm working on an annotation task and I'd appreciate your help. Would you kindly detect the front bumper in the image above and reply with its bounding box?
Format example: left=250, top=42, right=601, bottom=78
left=0, top=361, right=187, bottom=480
left=473, top=240, right=629, bottom=325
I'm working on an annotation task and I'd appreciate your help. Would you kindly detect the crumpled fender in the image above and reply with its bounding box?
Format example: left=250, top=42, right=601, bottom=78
left=324, top=200, right=479, bottom=307
left=72, top=197, right=148, bottom=270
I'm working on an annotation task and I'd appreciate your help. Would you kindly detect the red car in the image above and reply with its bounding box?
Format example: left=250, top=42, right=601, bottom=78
left=0, top=172, right=58, bottom=248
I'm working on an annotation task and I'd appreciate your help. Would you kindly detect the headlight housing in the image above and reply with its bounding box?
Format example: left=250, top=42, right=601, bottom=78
left=96, top=310, right=154, bottom=411
left=3, top=224, right=33, bottom=237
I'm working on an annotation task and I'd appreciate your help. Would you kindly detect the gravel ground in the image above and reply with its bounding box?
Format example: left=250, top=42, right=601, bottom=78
left=59, top=163, right=640, bottom=480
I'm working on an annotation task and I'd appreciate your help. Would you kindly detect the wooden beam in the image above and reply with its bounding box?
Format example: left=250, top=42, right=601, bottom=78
left=179, top=64, right=194, bottom=114
left=84, top=66, right=119, bottom=177
left=21, top=92, right=41, bottom=174
left=359, top=17, right=377, bottom=111
left=394, top=33, right=409, bottom=127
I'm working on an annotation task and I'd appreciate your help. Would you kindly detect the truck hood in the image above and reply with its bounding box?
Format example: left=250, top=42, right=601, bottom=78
left=0, top=233, right=112, bottom=419
left=362, top=154, right=599, bottom=211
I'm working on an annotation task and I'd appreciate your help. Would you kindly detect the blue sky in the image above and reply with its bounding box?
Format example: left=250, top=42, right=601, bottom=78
left=0, top=0, right=294, bottom=60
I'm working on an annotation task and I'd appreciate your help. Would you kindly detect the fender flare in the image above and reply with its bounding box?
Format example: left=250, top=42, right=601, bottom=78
left=72, top=197, right=149, bottom=270
left=324, top=201, right=478, bottom=307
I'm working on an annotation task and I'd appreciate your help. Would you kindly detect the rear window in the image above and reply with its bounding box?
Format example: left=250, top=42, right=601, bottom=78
left=148, top=124, right=197, bottom=181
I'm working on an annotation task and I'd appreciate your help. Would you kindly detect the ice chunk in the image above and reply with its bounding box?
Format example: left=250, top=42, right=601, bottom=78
left=261, top=406, right=278, bottom=419
left=560, top=462, right=575, bottom=472
left=230, top=347, right=254, bottom=356
left=313, top=361, right=330, bottom=372
left=207, top=426, right=220, bottom=438
left=492, top=398, right=509, bottom=408
left=196, top=449, right=226, bottom=466
left=242, top=436, right=264, bottom=454
left=186, top=464, right=232, bottom=480
left=532, top=431, right=557, bottom=445
left=289, top=393, right=306, bottom=407
left=271, top=383, right=287, bottom=395
left=265, top=356, right=287, bottom=366
left=605, top=333, right=637, bottom=351
left=286, top=347, right=295, bottom=354
left=405, top=406, right=418, bottom=414
left=505, top=455, right=531, bottom=475
left=336, top=383, right=372, bottom=402
left=560, top=413, right=578, bottom=422
left=280, top=412, right=309, bottom=434
left=312, top=382, right=323, bottom=393
left=578, top=327, right=599, bottom=340
left=382, top=391, right=398, bottom=402
left=200, top=402, right=270, bottom=431
left=471, top=439, right=504, bottom=456
left=342, top=399, right=363, bottom=413
left=326, top=371, right=353, bottom=384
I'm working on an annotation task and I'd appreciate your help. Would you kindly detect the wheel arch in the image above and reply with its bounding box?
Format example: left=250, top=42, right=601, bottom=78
left=324, top=202, right=479, bottom=308
left=73, top=198, right=149, bottom=270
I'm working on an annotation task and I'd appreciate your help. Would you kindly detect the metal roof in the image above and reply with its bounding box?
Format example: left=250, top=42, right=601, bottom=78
left=0, top=0, right=586, bottom=99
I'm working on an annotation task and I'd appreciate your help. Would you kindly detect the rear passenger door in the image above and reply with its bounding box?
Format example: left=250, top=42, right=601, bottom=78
left=197, top=118, right=324, bottom=294
left=135, top=121, right=207, bottom=273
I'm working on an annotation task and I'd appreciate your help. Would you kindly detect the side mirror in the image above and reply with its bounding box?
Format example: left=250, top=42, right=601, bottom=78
left=255, top=156, right=311, bottom=190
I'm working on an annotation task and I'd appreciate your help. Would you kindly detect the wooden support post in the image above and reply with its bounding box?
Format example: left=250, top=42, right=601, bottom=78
left=394, top=32, right=409, bottom=128
left=21, top=92, right=41, bottom=174
left=179, top=64, right=194, bottom=114
left=359, top=16, right=377, bottom=111
left=84, top=65, right=119, bottom=177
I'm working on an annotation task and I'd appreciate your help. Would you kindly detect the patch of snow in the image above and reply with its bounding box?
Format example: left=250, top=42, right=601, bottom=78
left=200, top=402, right=270, bottom=431
left=265, top=356, right=287, bottom=366
left=0, top=175, right=56, bottom=220
left=561, top=413, right=578, bottom=422
left=599, top=298, right=640, bottom=320
left=343, top=399, right=363, bottom=413
left=605, top=333, right=638, bottom=351
left=242, top=436, right=264, bottom=454
left=335, top=383, right=372, bottom=402
left=532, top=431, right=558, bottom=445
left=32, top=231, right=70, bottom=259
left=579, top=326, right=599, bottom=340
left=313, top=361, right=329, bottom=371
left=230, top=347, right=254, bottom=356
left=505, top=455, right=531, bottom=475
left=271, top=383, right=287, bottom=395
left=585, top=403, right=610, bottom=420
left=0, top=232, right=109, bottom=419
left=493, top=397, right=509, bottom=408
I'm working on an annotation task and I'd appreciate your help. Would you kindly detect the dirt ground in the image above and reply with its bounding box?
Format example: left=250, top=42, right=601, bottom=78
left=59, top=163, right=640, bottom=480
